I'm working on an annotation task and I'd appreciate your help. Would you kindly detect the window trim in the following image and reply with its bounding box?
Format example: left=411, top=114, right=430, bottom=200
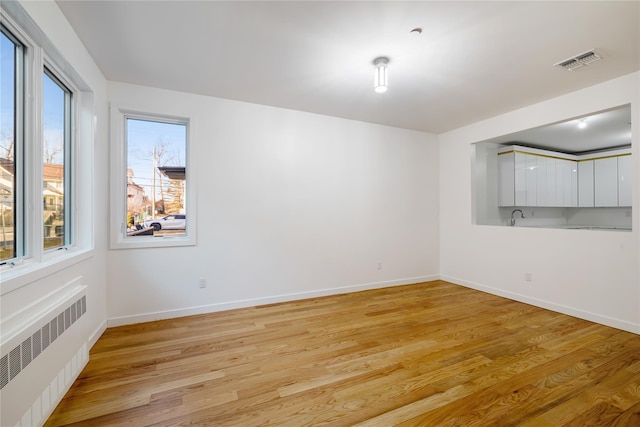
left=0, top=2, right=94, bottom=295
left=110, top=107, right=196, bottom=249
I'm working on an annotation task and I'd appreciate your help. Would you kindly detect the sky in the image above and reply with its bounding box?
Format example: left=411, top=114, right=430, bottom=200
left=1, top=31, right=15, bottom=159
left=43, top=72, right=65, bottom=165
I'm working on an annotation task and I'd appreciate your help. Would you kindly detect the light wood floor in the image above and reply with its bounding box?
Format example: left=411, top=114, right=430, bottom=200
left=46, top=280, right=640, bottom=426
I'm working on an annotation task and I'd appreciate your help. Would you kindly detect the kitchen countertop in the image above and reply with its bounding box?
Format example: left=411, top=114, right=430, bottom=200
left=518, top=224, right=632, bottom=231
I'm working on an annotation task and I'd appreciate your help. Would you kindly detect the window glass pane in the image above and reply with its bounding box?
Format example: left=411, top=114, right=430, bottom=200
left=43, top=70, right=68, bottom=250
left=1, top=29, right=17, bottom=261
left=126, top=118, right=187, bottom=236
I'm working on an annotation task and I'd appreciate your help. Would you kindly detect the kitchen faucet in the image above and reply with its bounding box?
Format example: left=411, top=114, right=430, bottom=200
left=510, top=209, right=525, bottom=226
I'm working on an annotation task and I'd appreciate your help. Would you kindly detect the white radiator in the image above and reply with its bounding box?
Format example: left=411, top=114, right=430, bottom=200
left=1, top=277, right=88, bottom=426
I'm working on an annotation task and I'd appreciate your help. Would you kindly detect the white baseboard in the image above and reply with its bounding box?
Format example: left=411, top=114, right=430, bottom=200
left=441, top=274, right=640, bottom=335
left=89, top=320, right=107, bottom=348
left=107, top=275, right=440, bottom=327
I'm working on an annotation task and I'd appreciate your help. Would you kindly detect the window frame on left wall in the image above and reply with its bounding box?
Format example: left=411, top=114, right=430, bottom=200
left=1, top=4, right=94, bottom=294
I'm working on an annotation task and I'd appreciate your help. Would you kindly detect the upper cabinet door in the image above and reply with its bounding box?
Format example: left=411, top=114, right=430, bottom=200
left=578, top=160, right=594, bottom=207
left=525, top=154, right=537, bottom=206
left=545, top=157, right=557, bottom=206
left=618, top=155, right=632, bottom=207
left=594, top=157, right=618, bottom=207
left=570, top=161, right=578, bottom=207
left=497, top=152, right=515, bottom=206
left=556, top=159, right=576, bottom=207
left=535, top=156, right=548, bottom=206
left=514, top=152, right=527, bottom=206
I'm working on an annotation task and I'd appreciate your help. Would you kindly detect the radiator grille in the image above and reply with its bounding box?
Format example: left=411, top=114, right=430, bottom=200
left=0, top=355, right=7, bottom=388
left=42, top=323, right=50, bottom=351
left=0, top=295, right=86, bottom=390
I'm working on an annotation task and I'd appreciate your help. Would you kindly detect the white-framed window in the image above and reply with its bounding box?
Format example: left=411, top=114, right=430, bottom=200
left=110, top=109, right=196, bottom=249
left=1, top=3, right=94, bottom=294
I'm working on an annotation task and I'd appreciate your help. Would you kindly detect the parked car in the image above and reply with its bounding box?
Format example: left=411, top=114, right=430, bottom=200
left=143, top=214, right=186, bottom=231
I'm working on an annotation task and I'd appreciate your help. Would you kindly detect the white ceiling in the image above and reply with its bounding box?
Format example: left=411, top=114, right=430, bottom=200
left=485, top=104, right=632, bottom=153
left=56, top=1, right=639, bottom=135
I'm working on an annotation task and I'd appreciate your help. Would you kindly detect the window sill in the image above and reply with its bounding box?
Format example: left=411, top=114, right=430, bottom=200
left=110, top=231, right=196, bottom=250
left=0, top=248, right=94, bottom=295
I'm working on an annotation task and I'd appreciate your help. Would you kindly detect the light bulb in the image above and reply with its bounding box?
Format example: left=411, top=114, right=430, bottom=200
left=373, top=57, right=389, bottom=94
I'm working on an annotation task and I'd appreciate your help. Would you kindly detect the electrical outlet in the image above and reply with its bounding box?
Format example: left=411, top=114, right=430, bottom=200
left=377, top=262, right=382, bottom=270
left=524, top=273, right=532, bottom=282
left=198, top=278, right=206, bottom=288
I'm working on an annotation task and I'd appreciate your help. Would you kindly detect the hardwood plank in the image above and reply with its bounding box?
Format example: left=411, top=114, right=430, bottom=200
left=45, top=280, right=640, bottom=426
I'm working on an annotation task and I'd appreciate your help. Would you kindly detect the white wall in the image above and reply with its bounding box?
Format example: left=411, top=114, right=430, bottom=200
left=440, top=72, right=640, bottom=333
left=0, top=1, right=108, bottom=425
left=473, top=141, right=501, bottom=226
left=107, top=82, right=440, bottom=325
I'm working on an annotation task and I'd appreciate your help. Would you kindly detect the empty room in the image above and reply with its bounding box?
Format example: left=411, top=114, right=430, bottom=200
left=1, top=1, right=639, bottom=426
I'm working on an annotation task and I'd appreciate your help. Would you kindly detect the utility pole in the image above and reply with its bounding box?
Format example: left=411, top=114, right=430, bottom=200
left=1, top=200, right=6, bottom=252
left=151, top=146, right=156, bottom=218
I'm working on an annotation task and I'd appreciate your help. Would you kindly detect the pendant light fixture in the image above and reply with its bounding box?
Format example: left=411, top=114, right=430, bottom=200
left=373, top=57, right=389, bottom=93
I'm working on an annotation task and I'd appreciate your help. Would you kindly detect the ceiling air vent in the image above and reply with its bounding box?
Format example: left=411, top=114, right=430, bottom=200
left=554, top=49, right=602, bottom=71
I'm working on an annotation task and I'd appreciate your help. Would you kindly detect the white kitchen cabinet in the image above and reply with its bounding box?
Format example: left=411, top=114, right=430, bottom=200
left=498, top=147, right=577, bottom=207
left=541, top=157, right=557, bottom=206
left=535, top=156, right=563, bottom=207
left=618, top=155, right=632, bottom=207
left=556, top=159, right=577, bottom=207
left=498, top=152, right=515, bottom=206
left=594, top=157, right=618, bottom=207
left=580, top=155, right=631, bottom=207
left=514, top=152, right=527, bottom=206
left=535, top=156, right=548, bottom=206
left=571, top=162, right=578, bottom=207
left=498, top=151, right=530, bottom=206
left=532, top=156, right=543, bottom=205
left=578, top=160, right=594, bottom=207
left=525, top=154, right=537, bottom=206
left=498, top=145, right=629, bottom=209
